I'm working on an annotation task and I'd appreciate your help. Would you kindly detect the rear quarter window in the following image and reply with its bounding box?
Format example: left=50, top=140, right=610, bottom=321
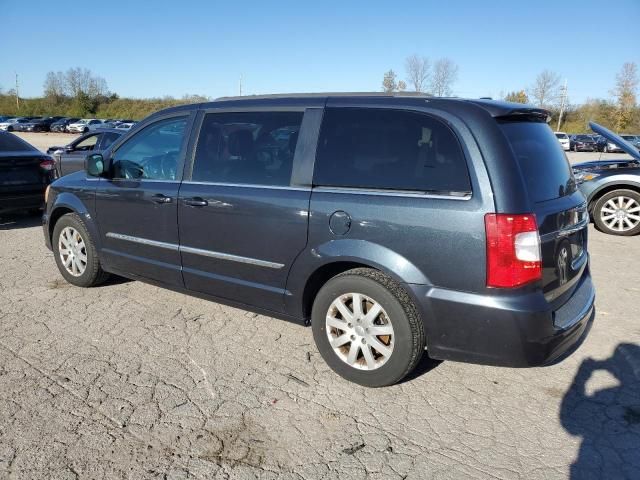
left=314, top=108, right=471, bottom=193
left=499, top=121, right=576, bottom=203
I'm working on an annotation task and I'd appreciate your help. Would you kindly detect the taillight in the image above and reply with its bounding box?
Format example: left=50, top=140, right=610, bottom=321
left=485, top=213, right=541, bottom=288
left=39, top=158, right=55, bottom=171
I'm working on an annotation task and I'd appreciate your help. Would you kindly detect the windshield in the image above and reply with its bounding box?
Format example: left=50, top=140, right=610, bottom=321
left=555, top=133, right=568, bottom=139
left=575, top=135, right=592, bottom=141
left=500, top=121, right=576, bottom=203
left=621, top=135, right=635, bottom=140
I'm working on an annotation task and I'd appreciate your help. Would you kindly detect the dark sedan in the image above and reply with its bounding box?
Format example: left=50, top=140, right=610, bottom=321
left=0, top=132, right=55, bottom=214
left=50, top=117, right=80, bottom=133
left=21, top=116, right=65, bottom=133
left=570, top=134, right=597, bottom=152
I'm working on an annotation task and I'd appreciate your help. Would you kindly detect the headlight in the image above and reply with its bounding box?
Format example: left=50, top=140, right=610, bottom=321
left=574, top=171, right=601, bottom=184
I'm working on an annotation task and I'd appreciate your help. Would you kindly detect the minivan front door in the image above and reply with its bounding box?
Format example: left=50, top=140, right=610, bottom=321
left=178, top=110, right=312, bottom=312
left=95, top=114, right=192, bottom=287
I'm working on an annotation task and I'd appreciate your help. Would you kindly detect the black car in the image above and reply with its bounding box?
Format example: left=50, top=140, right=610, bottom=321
left=570, top=134, right=597, bottom=152
left=50, top=117, right=80, bottom=133
left=43, top=94, right=595, bottom=387
left=48, top=129, right=124, bottom=177
left=21, top=116, right=65, bottom=133
left=0, top=132, right=55, bottom=214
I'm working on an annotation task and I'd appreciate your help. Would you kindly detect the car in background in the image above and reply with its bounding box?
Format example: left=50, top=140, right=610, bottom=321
left=554, top=131, right=570, bottom=151
left=597, top=135, right=624, bottom=153
left=573, top=122, right=640, bottom=236
left=47, top=129, right=124, bottom=177
left=67, top=119, right=103, bottom=133
left=0, top=118, right=21, bottom=131
left=0, top=116, right=12, bottom=123
left=50, top=117, right=80, bottom=133
left=0, top=132, right=55, bottom=214
left=0, top=117, right=38, bottom=132
left=620, top=134, right=640, bottom=151
left=570, top=134, right=597, bottom=152
left=21, top=116, right=65, bottom=132
left=115, top=122, right=136, bottom=131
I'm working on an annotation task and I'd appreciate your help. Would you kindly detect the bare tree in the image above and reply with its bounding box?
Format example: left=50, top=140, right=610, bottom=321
left=43, top=71, right=67, bottom=101
left=405, top=54, right=430, bottom=92
left=611, top=62, right=638, bottom=131
left=397, top=80, right=407, bottom=92
left=431, top=58, right=458, bottom=97
left=64, top=67, right=108, bottom=98
left=528, top=70, right=561, bottom=108
left=382, top=70, right=398, bottom=93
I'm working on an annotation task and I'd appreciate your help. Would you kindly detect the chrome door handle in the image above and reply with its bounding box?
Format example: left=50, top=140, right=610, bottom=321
left=151, top=194, right=172, bottom=204
left=184, top=197, right=208, bottom=207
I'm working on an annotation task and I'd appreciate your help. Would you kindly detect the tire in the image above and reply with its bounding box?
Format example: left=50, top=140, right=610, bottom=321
left=52, top=213, right=110, bottom=287
left=83, top=127, right=89, bottom=133
left=7, top=126, right=13, bottom=132
left=311, top=268, right=425, bottom=387
left=593, top=189, right=640, bottom=236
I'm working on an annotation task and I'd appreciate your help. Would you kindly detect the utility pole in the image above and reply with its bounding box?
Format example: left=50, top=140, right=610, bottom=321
left=239, top=75, right=242, bottom=97
left=556, top=79, right=568, bottom=131
left=15, top=72, right=20, bottom=110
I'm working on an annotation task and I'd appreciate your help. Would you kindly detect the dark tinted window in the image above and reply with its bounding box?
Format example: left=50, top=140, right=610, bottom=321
left=500, top=121, right=576, bottom=202
left=112, top=116, right=187, bottom=180
left=0, top=133, right=36, bottom=152
left=192, top=111, right=303, bottom=186
left=100, top=132, right=121, bottom=149
left=314, top=108, right=471, bottom=193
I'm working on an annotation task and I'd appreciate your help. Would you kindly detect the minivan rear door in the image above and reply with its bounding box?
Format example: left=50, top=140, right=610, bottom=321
left=498, top=120, right=589, bottom=306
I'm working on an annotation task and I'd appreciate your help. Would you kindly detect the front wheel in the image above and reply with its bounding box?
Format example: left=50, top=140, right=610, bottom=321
left=311, top=268, right=425, bottom=387
left=593, top=189, right=640, bottom=236
left=52, top=213, right=110, bottom=287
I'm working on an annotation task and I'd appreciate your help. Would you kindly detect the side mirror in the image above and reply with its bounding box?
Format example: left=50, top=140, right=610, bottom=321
left=86, top=153, right=105, bottom=177
left=65, top=145, right=74, bottom=152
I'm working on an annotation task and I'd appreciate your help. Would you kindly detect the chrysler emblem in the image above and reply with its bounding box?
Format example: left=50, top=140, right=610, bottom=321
left=558, top=247, right=569, bottom=285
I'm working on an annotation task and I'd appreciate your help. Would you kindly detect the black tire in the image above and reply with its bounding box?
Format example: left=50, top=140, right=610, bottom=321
left=593, top=189, right=640, bottom=236
left=7, top=126, right=13, bottom=132
left=83, top=127, right=89, bottom=133
left=311, top=268, right=425, bottom=387
left=52, top=213, right=110, bottom=287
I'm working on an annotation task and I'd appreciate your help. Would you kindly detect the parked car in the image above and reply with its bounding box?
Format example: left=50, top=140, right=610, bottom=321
left=50, top=117, right=80, bottom=133
left=115, top=122, right=136, bottom=131
left=554, top=131, right=570, bottom=151
left=595, top=135, right=622, bottom=153
left=620, top=135, right=640, bottom=151
left=42, top=95, right=595, bottom=387
left=570, top=134, right=597, bottom=152
left=573, top=122, right=640, bottom=236
left=20, top=116, right=65, bottom=133
left=0, top=116, right=11, bottom=123
left=67, top=119, right=103, bottom=133
left=0, top=132, right=55, bottom=214
left=48, top=129, right=124, bottom=177
left=0, top=117, right=34, bottom=132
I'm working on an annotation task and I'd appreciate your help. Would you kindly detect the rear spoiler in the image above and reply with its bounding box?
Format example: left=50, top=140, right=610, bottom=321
left=465, top=99, right=551, bottom=123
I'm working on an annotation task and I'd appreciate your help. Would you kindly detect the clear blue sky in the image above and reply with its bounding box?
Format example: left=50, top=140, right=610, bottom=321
left=2, top=0, right=639, bottom=103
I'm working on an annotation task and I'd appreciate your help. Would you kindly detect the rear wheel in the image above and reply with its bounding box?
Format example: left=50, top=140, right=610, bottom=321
left=52, top=213, right=110, bottom=287
left=311, top=268, right=425, bottom=387
left=593, top=189, right=640, bottom=236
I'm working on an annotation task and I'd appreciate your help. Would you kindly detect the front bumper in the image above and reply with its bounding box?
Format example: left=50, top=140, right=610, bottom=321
left=574, top=145, right=596, bottom=151
left=409, top=269, right=595, bottom=367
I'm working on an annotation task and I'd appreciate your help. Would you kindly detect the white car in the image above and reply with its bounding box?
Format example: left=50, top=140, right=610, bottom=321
left=554, top=131, right=570, bottom=151
left=0, top=118, right=21, bottom=131
left=67, top=119, right=103, bottom=133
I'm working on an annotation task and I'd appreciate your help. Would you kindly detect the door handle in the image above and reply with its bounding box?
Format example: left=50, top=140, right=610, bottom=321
left=151, top=194, right=172, bottom=204
left=184, top=197, right=208, bottom=207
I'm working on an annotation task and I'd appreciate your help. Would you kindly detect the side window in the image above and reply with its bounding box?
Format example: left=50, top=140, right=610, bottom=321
left=192, top=111, right=304, bottom=186
left=111, top=116, right=188, bottom=181
left=99, top=132, right=120, bottom=150
left=314, top=108, right=471, bottom=193
left=74, top=134, right=99, bottom=151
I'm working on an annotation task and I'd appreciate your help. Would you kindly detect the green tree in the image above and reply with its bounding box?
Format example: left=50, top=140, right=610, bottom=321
left=504, top=90, right=529, bottom=104
left=611, top=62, right=638, bottom=132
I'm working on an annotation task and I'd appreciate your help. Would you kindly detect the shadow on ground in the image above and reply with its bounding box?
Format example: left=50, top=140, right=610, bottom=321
left=561, top=343, right=640, bottom=479
left=0, top=212, right=42, bottom=231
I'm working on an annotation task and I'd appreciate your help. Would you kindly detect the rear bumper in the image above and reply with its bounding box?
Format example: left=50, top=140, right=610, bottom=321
left=409, top=268, right=595, bottom=367
left=0, top=192, right=44, bottom=213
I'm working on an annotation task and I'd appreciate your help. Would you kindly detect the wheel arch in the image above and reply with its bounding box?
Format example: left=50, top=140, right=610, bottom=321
left=587, top=182, right=640, bottom=214
left=48, top=192, right=100, bottom=249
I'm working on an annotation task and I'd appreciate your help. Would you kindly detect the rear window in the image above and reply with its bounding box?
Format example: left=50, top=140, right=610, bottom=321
left=314, top=108, right=471, bottom=193
left=500, top=121, right=576, bottom=202
left=0, top=133, right=36, bottom=152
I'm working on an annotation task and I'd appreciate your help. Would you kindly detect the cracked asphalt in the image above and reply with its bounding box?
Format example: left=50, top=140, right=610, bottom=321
left=1, top=210, right=639, bottom=479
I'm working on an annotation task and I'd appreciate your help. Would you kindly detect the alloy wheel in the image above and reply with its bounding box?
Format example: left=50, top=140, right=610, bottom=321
left=600, top=196, right=640, bottom=232
left=325, top=293, right=394, bottom=371
left=58, top=226, right=87, bottom=276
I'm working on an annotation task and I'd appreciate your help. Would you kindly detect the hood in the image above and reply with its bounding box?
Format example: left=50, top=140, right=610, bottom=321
left=590, top=121, right=640, bottom=161
left=573, top=159, right=639, bottom=171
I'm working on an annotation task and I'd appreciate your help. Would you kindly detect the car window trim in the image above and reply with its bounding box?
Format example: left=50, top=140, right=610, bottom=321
left=109, top=111, right=195, bottom=182
left=312, top=185, right=472, bottom=200
left=183, top=107, right=310, bottom=187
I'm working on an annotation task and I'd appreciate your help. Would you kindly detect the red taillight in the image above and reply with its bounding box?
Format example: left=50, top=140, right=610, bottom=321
left=485, top=213, right=542, bottom=288
left=39, top=158, right=55, bottom=171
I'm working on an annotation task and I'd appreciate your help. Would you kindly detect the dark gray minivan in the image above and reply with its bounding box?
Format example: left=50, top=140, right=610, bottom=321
left=42, top=94, right=595, bottom=387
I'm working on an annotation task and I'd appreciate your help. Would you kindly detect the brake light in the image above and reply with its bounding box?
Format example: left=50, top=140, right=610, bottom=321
left=39, top=158, right=55, bottom=171
left=485, top=213, right=541, bottom=288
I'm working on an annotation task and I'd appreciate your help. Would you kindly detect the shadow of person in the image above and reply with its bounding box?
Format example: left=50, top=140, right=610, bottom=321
left=560, top=343, right=640, bottom=479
